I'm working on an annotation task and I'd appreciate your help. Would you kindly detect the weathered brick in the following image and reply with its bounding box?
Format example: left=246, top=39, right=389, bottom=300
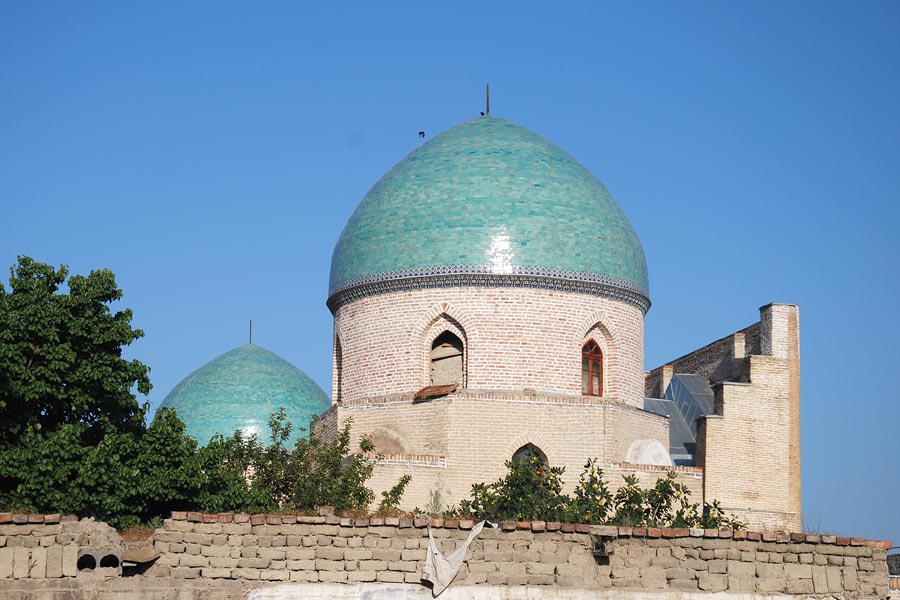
left=698, top=573, right=728, bottom=591
left=232, top=568, right=260, bottom=580
left=201, top=567, right=232, bottom=579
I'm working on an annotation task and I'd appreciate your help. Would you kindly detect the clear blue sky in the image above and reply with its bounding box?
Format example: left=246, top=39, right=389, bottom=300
left=2, top=2, right=898, bottom=544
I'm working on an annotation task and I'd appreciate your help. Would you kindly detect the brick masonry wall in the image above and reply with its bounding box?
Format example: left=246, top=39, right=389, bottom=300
left=330, top=391, right=677, bottom=510
left=644, top=322, right=762, bottom=399
left=696, top=305, right=802, bottom=533
left=333, top=287, right=646, bottom=407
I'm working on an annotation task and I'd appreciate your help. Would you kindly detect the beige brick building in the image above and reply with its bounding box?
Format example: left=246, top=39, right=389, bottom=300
left=314, top=115, right=801, bottom=532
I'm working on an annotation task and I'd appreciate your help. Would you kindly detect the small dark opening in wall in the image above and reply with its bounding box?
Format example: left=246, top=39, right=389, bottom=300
left=77, top=554, right=96, bottom=571
left=99, top=554, right=119, bottom=568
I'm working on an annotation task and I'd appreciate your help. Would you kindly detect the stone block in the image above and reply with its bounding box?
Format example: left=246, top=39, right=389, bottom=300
left=222, top=523, right=252, bottom=535
left=388, top=560, right=418, bottom=572
left=316, top=559, right=345, bottom=571
left=201, top=567, right=232, bottom=578
left=258, top=548, right=286, bottom=560
left=526, top=562, right=555, bottom=576
left=318, top=570, right=348, bottom=582
left=171, top=567, right=200, bottom=578
left=0, top=548, right=13, bottom=578
left=358, top=559, right=387, bottom=571
left=209, top=557, right=239, bottom=568
left=698, top=574, right=728, bottom=591
left=825, top=565, right=843, bottom=593
left=376, top=571, right=405, bottom=583
left=184, top=532, right=213, bottom=545
left=466, top=562, right=496, bottom=573
left=40, top=544, right=59, bottom=579
left=179, top=554, right=209, bottom=568
left=784, top=563, right=812, bottom=579
left=285, top=547, right=315, bottom=560
left=348, top=570, right=377, bottom=582
left=289, top=570, right=318, bottom=582
left=260, top=570, right=289, bottom=580
left=727, top=560, right=755, bottom=577
left=201, top=545, right=230, bottom=557
left=669, top=578, right=699, bottom=591
left=314, top=546, right=343, bottom=561
left=344, top=548, right=373, bottom=561
left=286, top=559, right=315, bottom=570
left=728, top=575, right=754, bottom=592
left=62, top=545, right=77, bottom=577
left=708, top=559, right=727, bottom=574
left=400, top=549, right=422, bottom=561
left=665, top=568, right=694, bottom=580
left=786, top=578, right=814, bottom=594
left=232, top=568, right=260, bottom=580
left=372, top=548, right=401, bottom=561
left=842, top=567, right=858, bottom=591
left=539, top=550, right=569, bottom=564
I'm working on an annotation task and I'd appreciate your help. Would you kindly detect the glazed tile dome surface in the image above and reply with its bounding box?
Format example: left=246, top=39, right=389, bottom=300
left=160, top=344, right=329, bottom=446
left=329, top=116, right=649, bottom=311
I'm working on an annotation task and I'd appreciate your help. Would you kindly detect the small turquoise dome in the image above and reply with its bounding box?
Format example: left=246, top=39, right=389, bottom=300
left=329, top=116, right=649, bottom=312
left=160, top=344, right=330, bottom=446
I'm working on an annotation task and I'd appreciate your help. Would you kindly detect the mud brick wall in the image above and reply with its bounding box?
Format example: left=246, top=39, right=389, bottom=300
left=148, top=512, right=892, bottom=598
left=607, top=528, right=890, bottom=598
left=150, top=513, right=606, bottom=587
left=0, top=514, right=121, bottom=580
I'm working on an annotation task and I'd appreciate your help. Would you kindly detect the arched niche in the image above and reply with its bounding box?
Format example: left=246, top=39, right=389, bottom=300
left=431, top=331, right=464, bottom=386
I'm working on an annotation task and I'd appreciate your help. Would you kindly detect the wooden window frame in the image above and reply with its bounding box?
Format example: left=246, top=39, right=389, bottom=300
left=582, top=340, right=603, bottom=396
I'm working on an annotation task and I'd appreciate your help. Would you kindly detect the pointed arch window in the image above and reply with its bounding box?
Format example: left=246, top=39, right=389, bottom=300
left=431, top=331, right=464, bottom=386
left=582, top=340, right=603, bottom=396
left=512, top=443, right=548, bottom=466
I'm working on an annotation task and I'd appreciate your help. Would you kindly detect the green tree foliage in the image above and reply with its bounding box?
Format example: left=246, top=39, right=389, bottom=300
left=0, top=257, right=389, bottom=526
left=460, top=457, right=744, bottom=529
left=565, top=458, right=613, bottom=524
left=378, top=474, right=412, bottom=514
left=0, top=256, right=150, bottom=443
left=0, top=257, right=152, bottom=527
left=460, top=456, right=569, bottom=522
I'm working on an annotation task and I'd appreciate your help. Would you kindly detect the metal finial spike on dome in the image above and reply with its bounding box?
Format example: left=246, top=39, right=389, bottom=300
left=486, top=83, right=490, bottom=116
left=249, top=320, right=253, bottom=345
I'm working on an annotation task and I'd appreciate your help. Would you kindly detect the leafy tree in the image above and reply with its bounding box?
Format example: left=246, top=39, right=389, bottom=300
left=0, top=257, right=153, bottom=527
left=0, top=256, right=150, bottom=444
left=290, top=418, right=377, bottom=512
left=460, top=455, right=568, bottom=522
left=565, top=458, right=613, bottom=524
left=378, top=474, right=412, bottom=514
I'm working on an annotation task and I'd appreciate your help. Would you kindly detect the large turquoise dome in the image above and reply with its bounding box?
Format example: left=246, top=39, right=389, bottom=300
left=160, top=344, right=330, bottom=446
left=328, top=116, right=650, bottom=313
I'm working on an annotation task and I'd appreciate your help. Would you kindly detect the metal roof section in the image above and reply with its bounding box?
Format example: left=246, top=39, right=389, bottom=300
left=665, top=374, right=715, bottom=436
left=643, top=398, right=696, bottom=466
left=643, top=374, right=716, bottom=466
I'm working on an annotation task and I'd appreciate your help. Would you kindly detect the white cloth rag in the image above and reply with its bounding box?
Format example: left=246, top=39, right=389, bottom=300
left=421, top=520, right=489, bottom=596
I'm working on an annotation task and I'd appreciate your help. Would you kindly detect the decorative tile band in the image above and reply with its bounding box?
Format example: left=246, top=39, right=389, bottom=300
left=327, top=265, right=651, bottom=314
left=362, top=452, right=448, bottom=468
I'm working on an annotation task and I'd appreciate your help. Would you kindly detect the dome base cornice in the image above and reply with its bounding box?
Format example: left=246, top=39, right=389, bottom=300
left=326, top=264, right=651, bottom=314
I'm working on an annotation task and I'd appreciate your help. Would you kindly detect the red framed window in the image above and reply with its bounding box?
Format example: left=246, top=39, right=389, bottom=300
left=582, top=341, right=603, bottom=396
